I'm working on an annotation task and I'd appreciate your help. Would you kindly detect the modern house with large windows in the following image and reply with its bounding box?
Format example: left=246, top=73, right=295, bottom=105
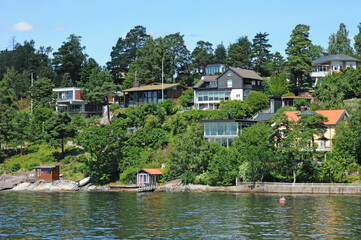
left=311, top=54, right=361, bottom=87
left=53, top=87, right=118, bottom=117
left=193, top=67, right=263, bottom=109
left=122, top=82, right=188, bottom=107
left=199, top=119, right=257, bottom=147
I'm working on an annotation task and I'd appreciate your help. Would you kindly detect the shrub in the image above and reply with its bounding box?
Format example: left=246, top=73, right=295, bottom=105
left=28, top=144, right=40, bottom=153
left=180, top=171, right=197, bottom=184
left=110, top=103, right=119, bottom=113
left=119, top=167, right=138, bottom=184
left=7, top=163, right=21, bottom=173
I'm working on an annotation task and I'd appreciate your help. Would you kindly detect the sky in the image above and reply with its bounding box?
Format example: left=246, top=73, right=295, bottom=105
left=1, top=0, right=361, bottom=67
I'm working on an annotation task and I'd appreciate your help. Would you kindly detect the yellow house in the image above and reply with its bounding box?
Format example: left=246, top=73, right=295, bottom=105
left=284, top=109, right=349, bottom=151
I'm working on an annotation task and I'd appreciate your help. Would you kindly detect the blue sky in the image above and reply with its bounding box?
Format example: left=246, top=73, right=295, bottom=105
left=1, top=0, right=361, bottom=67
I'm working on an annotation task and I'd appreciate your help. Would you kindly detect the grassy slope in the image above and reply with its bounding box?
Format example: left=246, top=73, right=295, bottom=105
left=0, top=144, right=85, bottom=181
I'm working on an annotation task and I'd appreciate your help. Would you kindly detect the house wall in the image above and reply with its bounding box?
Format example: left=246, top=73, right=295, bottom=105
left=35, top=166, right=60, bottom=181
left=230, top=89, right=244, bottom=100
left=217, top=69, right=243, bottom=89
left=75, top=90, right=82, bottom=100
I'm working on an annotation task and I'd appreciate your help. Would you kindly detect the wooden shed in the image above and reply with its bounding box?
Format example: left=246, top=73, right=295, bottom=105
left=136, top=168, right=164, bottom=186
left=33, top=165, right=60, bottom=181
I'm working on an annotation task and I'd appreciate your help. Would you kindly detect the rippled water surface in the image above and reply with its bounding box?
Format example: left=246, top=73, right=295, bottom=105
left=1, top=192, right=361, bottom=239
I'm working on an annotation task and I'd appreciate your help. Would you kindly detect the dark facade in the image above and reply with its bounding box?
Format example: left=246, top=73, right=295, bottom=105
left=33, top=165, right=60, bottom=181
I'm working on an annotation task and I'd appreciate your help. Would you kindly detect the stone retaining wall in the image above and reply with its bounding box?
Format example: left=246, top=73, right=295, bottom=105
left=156, top=181, right=361, bottom=195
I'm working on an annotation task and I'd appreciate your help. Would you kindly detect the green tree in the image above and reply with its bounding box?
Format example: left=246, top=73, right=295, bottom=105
left=246, top=91, right=269, bottom=114
left=76, top=118, right=127, bottom=184
left=82, top=70, right=119, bottom=123
left=252, top=32, right=273, bottom=76
left=270, top=51, right=285, bottom=74
left=328, top=23, right=353, bottom=55
left=219, top=100, right=251, bottom=119
left=191, top=41, right=214, bottom=74
left=233, top=122, right=275, bottom=182
left=214, top=43, right=227, bottom=64
left=43, top=112, right=76, bottom=156
left=79, top=58, right=100, bottom=87
left=30, top=77, right=55, bottom=108
left=53, top=34, right=87, bottom=86
left=309, top=44, right=324, bottom=60
left=1, top=67, right=29, bottom=100
left=107, top=25, right=150, bottom=81
left=354, top=23, right=361, bottom=56
left=285, top=24, right=312, bottom=94
left=226, top=36, right=253, bottom=69
left=167, top=125, right=216, bottom=182
left=179, top=89, right=194, bottom=107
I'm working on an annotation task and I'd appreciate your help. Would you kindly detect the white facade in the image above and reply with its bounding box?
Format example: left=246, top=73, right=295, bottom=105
left=230, top=89, right=244, bottom=101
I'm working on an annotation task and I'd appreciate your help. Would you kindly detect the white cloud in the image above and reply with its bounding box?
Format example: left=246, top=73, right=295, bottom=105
left=53, top=25, right=65, bottom=31
left=12, top=22, right=34, bottom=32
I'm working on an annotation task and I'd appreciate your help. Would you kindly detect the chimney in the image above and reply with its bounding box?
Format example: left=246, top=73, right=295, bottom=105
left=133, top=81, right=140, bottom=88
left=300, top=106, right=307, bottom=113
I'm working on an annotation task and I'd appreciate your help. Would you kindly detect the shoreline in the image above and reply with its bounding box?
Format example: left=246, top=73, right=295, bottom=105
left=2, top=179, right=361, bottom=195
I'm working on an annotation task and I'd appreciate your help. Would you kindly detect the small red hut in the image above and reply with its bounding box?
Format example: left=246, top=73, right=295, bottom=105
left=33, top=165, right=60, bottom=181
left=136, top=168, right=164, bottom=185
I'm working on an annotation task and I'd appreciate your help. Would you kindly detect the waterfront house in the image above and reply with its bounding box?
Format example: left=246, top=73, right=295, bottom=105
left=53, top=87, right=119, bottom=117
left=283, top=108, right=349, bottom=151
left=136, top=168, right=164, bottom=185
left=33, top=165, right=60, bottom=181
left=193, top=67, right=263, bottom=109
left=122, top=82, right=188, bottom=107
left=311, top=54, right=361, bottom=87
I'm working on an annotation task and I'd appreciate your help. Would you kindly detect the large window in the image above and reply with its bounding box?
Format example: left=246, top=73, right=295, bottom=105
left=210, top=81, right=217, bottom=88
left=59, top=91, right=73, bottom=100
left=204, top=122, right=238, bottom=137
left=197, top=91, right=230, bottom=102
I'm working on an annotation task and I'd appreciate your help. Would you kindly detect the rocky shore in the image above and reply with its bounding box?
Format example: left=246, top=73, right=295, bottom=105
left=11, top=180, right=109, bottom=192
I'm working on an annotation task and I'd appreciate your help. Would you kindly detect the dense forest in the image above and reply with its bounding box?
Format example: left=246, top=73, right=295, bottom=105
left=1, top=23, right=361, bottom=185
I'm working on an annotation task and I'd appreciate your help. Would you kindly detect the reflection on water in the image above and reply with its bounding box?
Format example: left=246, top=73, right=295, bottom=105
left=1, top=192, right=361, bottom=239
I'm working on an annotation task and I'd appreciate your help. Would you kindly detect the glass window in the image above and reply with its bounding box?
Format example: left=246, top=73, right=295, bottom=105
left=44, top=170, right=51, bottom=174
left=209, top=92, right=213, bottom=101
left=37, top=169, right=41, bottom=178
left=227, top=79, right=232, bottom=88
left=244, top=89, right=251, bottom=99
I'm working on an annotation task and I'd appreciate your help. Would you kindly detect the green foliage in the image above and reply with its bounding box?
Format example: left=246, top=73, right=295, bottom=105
left=119, top=167, right=138, bottom=184
left=28, top=144, right=40, bottom=153
left=7, top=162, right=21, bottom=173
left=219, top=100, right=251, bottom=119
left=293, top=98, right=310, bottom=110
left=226, top=36, right=252, bottom=69
left=246, top=91, right=269, bottom=113
left=283, top=92, right=295, bottom=97
left=286, top=24, right=312, bottom=94
left=43, top=112, right=76, bottom=154
left=265, top=74, right=288, bottom=97
left=191, top=41, right=214, bottom=74
left=314, top=67, right=361, bottom=108
left=214, top=43, right=227, bottom=64
left=179, top=89, right=194, bottom=107
left=158, top=99, right=177, bottom=115
left=354, top=23, right=361, bottom=56
left=110, top=103, right=119, bottom=113
left=252, top=32, right=273, bottom=76
left=30, top=77, right=55, bottom=108
left=53, top=34, right=86, bottom=86
left=328, top=23, right=353, bottom=55
left=166, top=125, right=216, bottom=182
left=207, top=147, right=238, bottom=185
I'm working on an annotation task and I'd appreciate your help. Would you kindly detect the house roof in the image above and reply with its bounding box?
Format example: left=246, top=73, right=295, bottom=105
left=229, top=67, right=263, bottom=80
left=284, top=109, right=348, bottom=125
left=193, top=76, right=218, bottom=88
left=253, top=113, right=275, bottom=121
left=312, top=54, right=361, bottom=65
left=33, top=165, right=58, bottom=169
left=138, top=168, right=164, bottom=175
left=123, top=83, right=187, bottom=93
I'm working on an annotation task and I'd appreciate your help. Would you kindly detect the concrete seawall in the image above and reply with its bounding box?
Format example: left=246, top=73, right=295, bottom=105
left=156, top=181, right=361, bottom=195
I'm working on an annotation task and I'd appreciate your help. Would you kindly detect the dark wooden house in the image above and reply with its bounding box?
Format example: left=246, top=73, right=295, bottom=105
left=33, top=165, right=60, bottom=181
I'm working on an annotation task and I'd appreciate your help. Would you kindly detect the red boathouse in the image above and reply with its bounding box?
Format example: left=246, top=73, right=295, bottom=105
left=33, top=165, right=60, bottom=181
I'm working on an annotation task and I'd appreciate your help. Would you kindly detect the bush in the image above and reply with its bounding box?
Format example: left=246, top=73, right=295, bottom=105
left=7, top=163, right=21, bottom=173
left=28, top=144, right=40, bottom=153
left=119, top=167, right=138, bottom=184
left=63, top=155, right=72, bottom=164
left=180, top=171, right=197, bottom=184
left=110, top=103, right=119, bottom=113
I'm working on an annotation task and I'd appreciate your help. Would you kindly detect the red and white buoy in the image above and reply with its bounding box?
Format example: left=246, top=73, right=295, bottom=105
left=279, top=197, right=286, bottom=203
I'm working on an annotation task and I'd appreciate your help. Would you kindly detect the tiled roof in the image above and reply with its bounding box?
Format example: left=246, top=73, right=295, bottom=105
left=141, top=168, right=164, bottom=175
left=312, top=54, right=361, bottom=65
left=123, top=83, right=187, bottom=92
left=284, top=109, right=348, bottom=125
left=229, top=67, right=263, bottom=80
